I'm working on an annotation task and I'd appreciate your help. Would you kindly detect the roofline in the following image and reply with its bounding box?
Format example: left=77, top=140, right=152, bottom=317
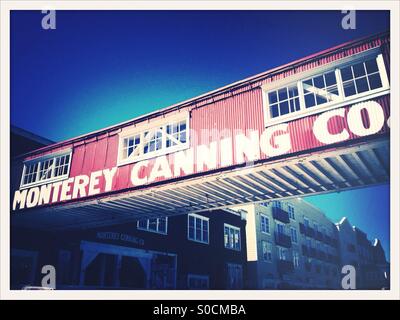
left=18, top=30, right=389, bottom=157
left=11, top=125, right=54, bottom=146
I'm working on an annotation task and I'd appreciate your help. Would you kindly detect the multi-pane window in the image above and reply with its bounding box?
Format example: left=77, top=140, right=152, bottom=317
left=290, top=227, right=298, bottom=244
left=21, top=151, right=72, bottom=188
left=188, top=214, right=209, bottom=244
left=293, top=251, right=300, bottom=268
left=262, top=241, right=273, bottom=262
left=118, top=117, right=189, bottom=165
left=260, top=214, right=270, bottom=234
left=54, top=154, right=71, bottom=177
left=265, top=53, right=388, bottom=122
left=303, top=70, right=339, bottom=108
left=137, top=217, right=168, bottom=234
left=122, top=134, right=141, bottom=159
left=224, top=224, right=241, bottom=251
left=276, top=223, right=286, bottom=235
left=166, top=120, right=187, bottom=148
left=340, top=58, right=383, bottom=97
left=268, top=85, right=300, bottom=118
left=23, top=162, right=39, bottom=185
left=144, top=128, right=163, bottom=154
left=288, top=205, right=295, bottom=220
left=274, top=201, right=282, bottom=209
left=278, top=246, right=288, bottom=261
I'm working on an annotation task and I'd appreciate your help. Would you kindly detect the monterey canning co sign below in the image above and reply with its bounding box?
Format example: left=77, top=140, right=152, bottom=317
left=12, top=100, right=389, bottom=211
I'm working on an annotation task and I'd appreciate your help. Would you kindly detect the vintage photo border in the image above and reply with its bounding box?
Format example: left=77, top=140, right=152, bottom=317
left=0, top=0, right=399, bottom=300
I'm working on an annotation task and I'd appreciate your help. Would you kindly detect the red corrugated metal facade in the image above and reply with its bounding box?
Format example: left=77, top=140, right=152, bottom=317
left=17, top=32, right=390, bottom=208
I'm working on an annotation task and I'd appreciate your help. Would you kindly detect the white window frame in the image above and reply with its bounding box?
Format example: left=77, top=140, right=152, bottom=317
left=262, top=240, right=273, bottom=262
left=262, top=48, right=390, bottom=126
left=187, top=213, right=209, bottom=244
left=303, top=216, right=310, bottom=228
left=293, top=250, right=300, bottom=268
left=278, top=246, right=288, bottom=261
left=224, top=223, right=241, bottom=251
left=288, top=204, right=295, bottom=220
left=19, top=149, right=72, bottom=189
left=290, top=227, right=298, bottom=244
left=137, top=217, right=168, bottom=235
left=260, top=214, right=270, bottom=235
left=187, top=274, right=209, bottom=289
left=117, top=112, right=190, bottom=166
left=276, top=222, right=286, bottom=235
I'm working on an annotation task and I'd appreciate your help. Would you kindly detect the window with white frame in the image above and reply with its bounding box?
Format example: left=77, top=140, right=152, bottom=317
left=290, top=227, right=298, bottom=244
left=224, top=224, right=241, bottom=251
left=188, top=214, right=209, bottom=244
left=276, top=222, right=286, bottom=235
left=293, top=250, right=300, bottom=268
left=288, top=204, right=295, bottom=220
left=303, top=216, right=310, bottom=228
left=260, top=214, right=270, bottom=234
left=264, top=52, right=389, bottom=123
left=187, top=274, right=209, bottom=289
left=20, top=150, right=72, bottom=188
left=137, top=217, right=168, bottom=234
left=118, top=115, right=189, bottom=165
left=262, top=240, right=273, bottom=262
left=277, top=246, right=288, bottom=261
left=274, top=201, right=282, bottom=209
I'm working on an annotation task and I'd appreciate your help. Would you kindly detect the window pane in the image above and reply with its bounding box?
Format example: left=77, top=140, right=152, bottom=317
left=304, top=93, right=316, bottom=108
left=189, top=226, right=194, bottom=239
left=313, top=75, right=324, bottom=88
left=355, top=77, right=369, bottom=93
left=270, top=104, right=279, bottom=118
left=316, top=95, right=327, bottom=105
left=268, top=91, right=277, bottom=104
left=148, top=219, right=157, bottom=231
left=278, top=88, right=287, bottom=101
left=340, top=66, right=353, bottom=81
left=352, top=62, right=366, bottom=78
left=279, top=101, right=289, bottom=115
left=288, top=86, right=298, bottom=98
left=303, top=79, right=313, bottom=93
left=368, top=73, right=382, bottom=90
left=324, top=71, right=336, bottom=87
left=343, top=81, right=356, bottom=97
left=365, top=59, right=379, bottom=73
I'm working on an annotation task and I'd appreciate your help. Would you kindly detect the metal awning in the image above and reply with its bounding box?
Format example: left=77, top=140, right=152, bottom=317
left=11, top=137, right=389, bottom=230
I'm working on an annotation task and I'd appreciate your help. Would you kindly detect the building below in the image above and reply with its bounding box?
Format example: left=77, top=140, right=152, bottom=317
left=336, top=218, right=390, bottom=289
left=11, top=208, right=247, bottom=290
left=239, top=199, right=389, bottom=290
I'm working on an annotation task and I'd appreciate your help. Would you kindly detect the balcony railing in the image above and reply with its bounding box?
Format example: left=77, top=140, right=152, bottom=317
left=275, top=232, right=292, bottom=248
left=272, top=207, right=290, bottom=224
left=277, top=260, right=294, bottom=274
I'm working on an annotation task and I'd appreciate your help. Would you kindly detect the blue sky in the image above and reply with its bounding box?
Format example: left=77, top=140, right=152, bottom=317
left=10, top=10, right=390, bottom=258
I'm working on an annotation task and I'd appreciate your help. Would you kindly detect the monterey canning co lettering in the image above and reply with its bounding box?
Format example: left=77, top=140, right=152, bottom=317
left=12, top=100, right=388, bottom=211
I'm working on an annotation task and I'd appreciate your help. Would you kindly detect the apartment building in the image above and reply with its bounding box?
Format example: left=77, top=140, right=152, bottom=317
left=240, top=199, right=389, bottom=290
left=336, top=218, right=390, bottom=289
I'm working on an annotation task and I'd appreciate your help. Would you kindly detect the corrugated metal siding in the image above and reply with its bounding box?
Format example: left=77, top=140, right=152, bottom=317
left=18, top=33, right=390, bottom=200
